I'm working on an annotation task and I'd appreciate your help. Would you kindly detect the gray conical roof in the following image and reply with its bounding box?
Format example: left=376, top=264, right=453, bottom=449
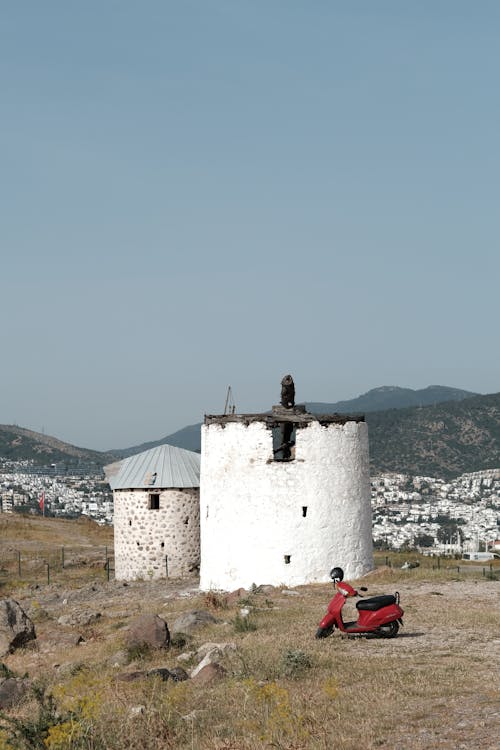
left=105, top=444, right=200, bottom=490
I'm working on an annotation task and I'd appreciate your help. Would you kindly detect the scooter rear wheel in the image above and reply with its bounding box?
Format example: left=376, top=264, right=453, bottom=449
left=315, top=626, right=333, bottom=639
left=377, top=621, right=399, bottom=638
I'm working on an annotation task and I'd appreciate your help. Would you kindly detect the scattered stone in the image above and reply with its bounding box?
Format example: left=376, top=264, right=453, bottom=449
left=129, top=705, right=145, bottom=717
left=259, top=585, right=275, bottom=594
left=108, top=650, right=129, bottom=667
left=169, top=666, right=189, bottom=682
left=191, top=663, right=226, bottom=685
left=239, top=607, right=250, bottom=617
left=0, top=678, right=31, bottom=709
left=171, top=610, right=216, bottom=635
left=191, top=643, right=236, bottom=678
left=0, top=599, right=36, bottom=657
left=125, top=614, right=170, bottom=650
left=196, top=642, right=236, bottom=659
left=281, top=589, right=300, bottom=597
left=177, top=651, right=195, bottom=663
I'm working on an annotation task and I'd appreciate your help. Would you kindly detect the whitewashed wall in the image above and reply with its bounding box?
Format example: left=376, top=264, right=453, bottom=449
left=114, top=487, right=200, bottom=580
left=199, top=420, right=373, bottom=590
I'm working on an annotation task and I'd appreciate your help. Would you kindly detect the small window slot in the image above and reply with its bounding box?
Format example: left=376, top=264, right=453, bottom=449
left=148, top=493, right=160, bottom=510
left=284, top=555, right=291, bottom=564
left=302, top=506, right=307, bottom=517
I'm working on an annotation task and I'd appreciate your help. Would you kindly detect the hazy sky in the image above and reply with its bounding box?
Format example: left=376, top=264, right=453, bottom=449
left=1, top=1, right=499, bottom=451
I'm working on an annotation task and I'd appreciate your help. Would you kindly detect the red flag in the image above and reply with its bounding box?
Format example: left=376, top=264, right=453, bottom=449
left=39, top=492, right=45, bottom=513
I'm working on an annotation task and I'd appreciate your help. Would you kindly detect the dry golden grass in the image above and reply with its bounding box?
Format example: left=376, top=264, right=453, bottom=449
left=0, top=513, right=113, bottom=547
left=0, top=514, right=114, bottom=594
left=0, top=518, right=499, bottom=749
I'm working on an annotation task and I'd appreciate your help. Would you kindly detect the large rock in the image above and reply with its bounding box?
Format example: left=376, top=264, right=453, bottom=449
left=125, top=614, right=170, bottom=650
left=190, top=642, right=236, bottom=678
left=171, top=610, right=216, bottom=635
left=0, top=599, right=36, bottom=657
left=0, top=678, right=31, bottom=709
left=191, top=663, right=226, bottom=685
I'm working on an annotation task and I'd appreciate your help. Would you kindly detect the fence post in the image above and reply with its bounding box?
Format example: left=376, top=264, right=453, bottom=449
left=483, top=567, right=486, bottom=577
left=105, top=558, right=110, bottom=582
left=437, top=557, right=441, bottom=570
left=17, top=551, right=21, bottom=577
left=165, top=556, right=169, bottom=578
left=61, top=547, right=65, bottom=569
left=46, top=563, right=50, bottom=585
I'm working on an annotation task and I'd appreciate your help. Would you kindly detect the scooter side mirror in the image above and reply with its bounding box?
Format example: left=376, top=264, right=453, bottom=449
left=359, top=586, right=368, bottom=592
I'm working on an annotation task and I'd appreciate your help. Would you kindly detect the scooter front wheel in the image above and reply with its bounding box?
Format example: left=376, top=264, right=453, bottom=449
left=377, top=621, right=399, bottom=638
left=315, top=626, right=334, bottom=639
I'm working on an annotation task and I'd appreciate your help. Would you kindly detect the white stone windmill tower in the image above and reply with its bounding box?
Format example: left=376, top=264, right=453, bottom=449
left=199, top=376, right=373, bottom=590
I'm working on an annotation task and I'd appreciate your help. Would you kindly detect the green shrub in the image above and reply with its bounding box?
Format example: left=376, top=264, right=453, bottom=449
left=279, top=649, right=312, bottom=678
left=233, top=613, right=257, bottom=633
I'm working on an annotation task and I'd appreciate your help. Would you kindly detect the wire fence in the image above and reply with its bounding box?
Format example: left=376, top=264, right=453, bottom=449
left=374, top=552, right=498, bottom=578
left=0, top=545, right=115, bottom=590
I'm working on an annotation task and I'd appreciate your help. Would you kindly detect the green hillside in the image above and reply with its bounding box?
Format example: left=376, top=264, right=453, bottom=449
left=0, top=424, right=115, bottom=468
left=366, top=392, right=500, bottom=477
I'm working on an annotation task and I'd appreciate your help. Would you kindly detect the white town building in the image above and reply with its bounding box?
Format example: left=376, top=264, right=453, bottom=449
left=106, top=444, right=200, bottom=581
left=199, top=380, right=373, bottom=591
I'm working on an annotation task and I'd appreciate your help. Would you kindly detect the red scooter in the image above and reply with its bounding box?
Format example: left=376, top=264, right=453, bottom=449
left=315, top=566, right=404, bottom=639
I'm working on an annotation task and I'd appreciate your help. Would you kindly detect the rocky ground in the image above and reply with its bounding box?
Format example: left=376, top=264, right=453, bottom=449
left=1, top=574, right=499, bottom=749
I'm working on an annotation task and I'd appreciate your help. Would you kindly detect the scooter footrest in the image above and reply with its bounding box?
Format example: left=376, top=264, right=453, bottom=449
left=356, top=595, right=396, bottom=611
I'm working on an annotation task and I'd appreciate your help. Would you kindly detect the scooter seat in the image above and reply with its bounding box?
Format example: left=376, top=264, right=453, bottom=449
left=356, top=595, right=396, bottom=611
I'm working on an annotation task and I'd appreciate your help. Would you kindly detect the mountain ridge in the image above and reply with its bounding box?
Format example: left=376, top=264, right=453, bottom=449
left=1, top=385, right=497, bottom=479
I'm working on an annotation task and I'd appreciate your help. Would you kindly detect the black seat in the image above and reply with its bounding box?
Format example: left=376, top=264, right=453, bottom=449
left=356, top=595, right=396, bottom=611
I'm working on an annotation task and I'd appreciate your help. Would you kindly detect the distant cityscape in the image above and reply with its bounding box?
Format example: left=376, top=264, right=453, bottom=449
left=0, top=459, right=113, bottom=524
left=1, top=458, right=499, bottom=555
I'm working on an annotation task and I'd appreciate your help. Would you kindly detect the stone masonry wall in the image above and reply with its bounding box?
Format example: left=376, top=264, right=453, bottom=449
left=114, top=487, right=200, bottom=580
left=199, top=420, right=373, bottom=590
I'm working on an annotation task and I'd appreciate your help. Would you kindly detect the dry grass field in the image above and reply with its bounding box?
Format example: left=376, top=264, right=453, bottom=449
left=0, top=514, right=499, bottom=749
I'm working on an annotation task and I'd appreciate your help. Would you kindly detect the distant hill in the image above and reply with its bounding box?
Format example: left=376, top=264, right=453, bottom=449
left=367, top=392, right=500, bottom=478
left=0, top=424, right=115, bottom=469
left=110, top=423, right=202, bottom=460
left=113, top=384, right=479, bottom=459
left=2, top=386, right=498, bottom=479
left=305, top=384, right=478, bottom=415
left=112, top=389, right=499, bottom=479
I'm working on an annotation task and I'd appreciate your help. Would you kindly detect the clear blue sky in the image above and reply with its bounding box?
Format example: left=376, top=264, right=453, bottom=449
left=1, top=1, right=499, bottom=450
